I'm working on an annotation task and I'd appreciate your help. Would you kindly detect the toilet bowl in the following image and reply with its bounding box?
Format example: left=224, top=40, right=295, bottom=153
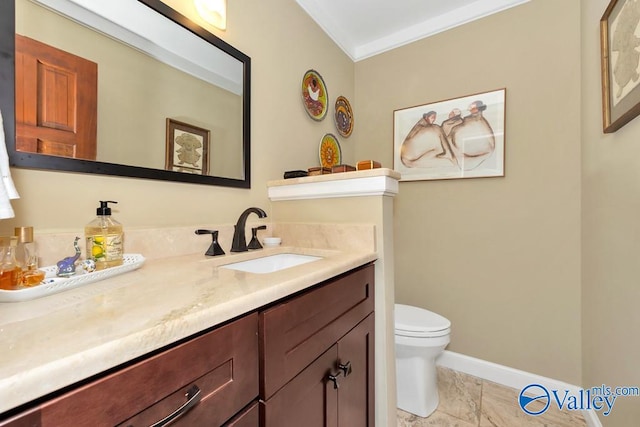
left=395, top=303, right=451, bottom=418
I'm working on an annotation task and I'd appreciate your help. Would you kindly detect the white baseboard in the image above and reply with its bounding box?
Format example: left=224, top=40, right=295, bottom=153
left=436, top=350, right=602, bottom=427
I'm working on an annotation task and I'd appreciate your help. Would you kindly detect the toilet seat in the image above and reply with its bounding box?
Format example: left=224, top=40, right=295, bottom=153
left=395, top=304, right=451, bottom=338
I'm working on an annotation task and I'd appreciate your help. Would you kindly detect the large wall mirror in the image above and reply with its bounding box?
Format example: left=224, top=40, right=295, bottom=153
left=0, top=0, right=251, bottom=188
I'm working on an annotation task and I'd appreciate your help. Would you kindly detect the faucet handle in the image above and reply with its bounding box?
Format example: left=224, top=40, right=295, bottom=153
left=195, top=229, right=226, bottom=256
left=248, top=225, right=267, bottom=250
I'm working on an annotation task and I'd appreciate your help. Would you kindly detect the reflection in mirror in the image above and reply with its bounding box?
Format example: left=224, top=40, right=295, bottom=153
left=4, top=0, right=251, bottom=188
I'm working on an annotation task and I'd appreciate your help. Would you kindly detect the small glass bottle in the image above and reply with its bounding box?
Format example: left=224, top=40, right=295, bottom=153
left=15, top=227, right=45, bottom=287
left=0, top=236, right=21, bottom=290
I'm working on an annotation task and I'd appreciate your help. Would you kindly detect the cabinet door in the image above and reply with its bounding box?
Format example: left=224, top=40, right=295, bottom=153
left=223, top=401, right=259, bottom=427
left=261, top=345, right=338, bottom=427
left=261, top=314, right=374, bottom=427
left=336, top=313, right=374, bottom=427
left=260, top=264, right=374, bottom=399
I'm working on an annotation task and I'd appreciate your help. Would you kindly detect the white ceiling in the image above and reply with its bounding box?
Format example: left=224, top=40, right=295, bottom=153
left=295, top=0, right=530, bottom=61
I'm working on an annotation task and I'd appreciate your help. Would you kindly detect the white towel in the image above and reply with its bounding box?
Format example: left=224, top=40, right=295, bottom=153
left=0, top=109, right=19, bottom=219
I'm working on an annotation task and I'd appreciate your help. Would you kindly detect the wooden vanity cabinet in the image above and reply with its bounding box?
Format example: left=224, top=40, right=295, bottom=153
left=259, top=263, right=375, bottom=427
left=0, top=313, right=259, bottom=427
left=0, top=263, right=375, bottom=427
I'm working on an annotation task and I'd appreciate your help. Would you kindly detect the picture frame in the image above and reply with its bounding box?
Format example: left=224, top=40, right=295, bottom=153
left=600, top=0, right=640, bottom=133
left=393, top=88, right=505, bottom=181
left=165, top=118, right=210, bottom=175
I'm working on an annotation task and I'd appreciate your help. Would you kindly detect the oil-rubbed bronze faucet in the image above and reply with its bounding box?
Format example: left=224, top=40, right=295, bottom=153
left=230, top=207, right=267, bottom=252
left=195, top=229, right=225, bottom=256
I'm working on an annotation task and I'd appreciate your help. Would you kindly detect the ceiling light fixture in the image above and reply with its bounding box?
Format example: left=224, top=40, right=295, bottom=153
left=194, top=0, right=227, bottom=30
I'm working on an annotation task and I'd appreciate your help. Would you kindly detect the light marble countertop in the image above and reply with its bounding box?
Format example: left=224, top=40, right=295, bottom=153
left=0, top=246, right=376, bottom=415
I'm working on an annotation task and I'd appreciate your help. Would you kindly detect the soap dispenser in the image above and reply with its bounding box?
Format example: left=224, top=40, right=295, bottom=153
left=85, top=201, right=124, bottom=271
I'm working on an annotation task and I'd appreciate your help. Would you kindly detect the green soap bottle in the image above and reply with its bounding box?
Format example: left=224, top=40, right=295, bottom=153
left=85, top=201, right=124, bottom=271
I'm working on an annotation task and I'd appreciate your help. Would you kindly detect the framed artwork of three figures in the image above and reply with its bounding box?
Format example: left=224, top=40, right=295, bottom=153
left=393, top=88, right=506, bottom=181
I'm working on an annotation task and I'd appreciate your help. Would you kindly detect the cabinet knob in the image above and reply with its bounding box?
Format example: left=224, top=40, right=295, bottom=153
left=327, top=370, right=342, bottom=389
left=338, top=361, right=352, bottom=377
left=327, top=360, right=353, bottom=389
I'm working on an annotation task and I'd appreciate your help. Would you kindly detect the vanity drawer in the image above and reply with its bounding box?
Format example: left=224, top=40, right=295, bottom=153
left=260, top=264, right=374, bottom=398
left=1, top=313, right=259, bottom=427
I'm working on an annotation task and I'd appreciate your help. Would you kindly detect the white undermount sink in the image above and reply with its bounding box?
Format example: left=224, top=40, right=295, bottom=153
left=221, top=253, right=322, bottom=274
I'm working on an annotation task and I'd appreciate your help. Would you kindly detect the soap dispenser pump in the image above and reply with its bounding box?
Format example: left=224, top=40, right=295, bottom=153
left=85, top=201, right=124, bottom=271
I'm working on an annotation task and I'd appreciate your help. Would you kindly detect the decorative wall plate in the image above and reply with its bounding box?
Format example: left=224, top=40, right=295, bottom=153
left=301, top=69, right=328, bottom=121
left=334, top=96, right=353, bottom=137
left=319, top=133, right=342, bottom=168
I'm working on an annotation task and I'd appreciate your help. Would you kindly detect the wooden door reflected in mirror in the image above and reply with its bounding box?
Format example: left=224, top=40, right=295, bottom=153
left=16, top=34, right=97, bottom=160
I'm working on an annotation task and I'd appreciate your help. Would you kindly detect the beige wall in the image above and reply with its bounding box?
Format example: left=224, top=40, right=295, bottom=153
left=355, top=0, right=583, bottom=384
left=582, top=0, right=640, bottom=425
left=2, top=0, right=355, bottom=233
left=355, top=0, right=640, bottom=424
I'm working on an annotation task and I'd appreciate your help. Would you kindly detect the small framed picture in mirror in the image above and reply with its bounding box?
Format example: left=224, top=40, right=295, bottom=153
left=165, top=118, right=210, bottom=175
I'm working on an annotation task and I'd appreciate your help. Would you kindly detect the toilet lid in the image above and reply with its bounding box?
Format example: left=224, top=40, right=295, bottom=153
left=395, top=304, right=451, bottom=335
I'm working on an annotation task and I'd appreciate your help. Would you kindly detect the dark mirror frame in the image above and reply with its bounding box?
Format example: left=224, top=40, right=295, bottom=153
left=0, top=0, right=251, bottom=188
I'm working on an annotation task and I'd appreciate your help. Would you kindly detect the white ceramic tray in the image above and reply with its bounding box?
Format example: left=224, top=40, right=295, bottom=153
left=0, top=254, right=145, bottom=303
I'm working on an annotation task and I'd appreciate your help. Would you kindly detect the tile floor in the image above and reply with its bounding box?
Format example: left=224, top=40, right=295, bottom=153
left=397, top=367, right=587, bottom=427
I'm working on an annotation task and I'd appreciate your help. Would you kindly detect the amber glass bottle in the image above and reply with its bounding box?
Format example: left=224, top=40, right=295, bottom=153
left=0, top=236, right=21, bottom=290
left=15, top=227, right=45, bottom=287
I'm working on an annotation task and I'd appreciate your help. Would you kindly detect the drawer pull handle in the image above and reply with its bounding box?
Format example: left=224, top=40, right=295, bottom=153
left=145, top=384, right=202, bottom=427
left=327, top=370, right=342, bottom=390
left=338, top=361, right=352, bottom=377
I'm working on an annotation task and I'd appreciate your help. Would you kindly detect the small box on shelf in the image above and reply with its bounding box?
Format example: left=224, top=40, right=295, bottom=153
left=308, top=167, right=332, bottom=176
left=356, top=160, right=381, bottom=170
left=331, top=164, right=356, bottom=173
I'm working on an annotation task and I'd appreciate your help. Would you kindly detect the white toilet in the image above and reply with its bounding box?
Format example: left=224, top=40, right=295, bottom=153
left=395, top=303, right=451, bottom=418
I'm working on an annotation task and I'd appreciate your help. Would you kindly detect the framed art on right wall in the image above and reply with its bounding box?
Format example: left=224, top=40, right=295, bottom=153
left=601, top=0, right=640, bottom=133
left=393, top=88, right=505, bottom=181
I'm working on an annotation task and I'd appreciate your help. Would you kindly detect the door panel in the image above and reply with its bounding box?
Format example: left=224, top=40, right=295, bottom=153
left=260, top=265, right=374, bottom=399
left=261, top=345, right=338, bottom=427
left=337, top=314, right=375, bottom=427
left=15, top=34, right=97, bottom=160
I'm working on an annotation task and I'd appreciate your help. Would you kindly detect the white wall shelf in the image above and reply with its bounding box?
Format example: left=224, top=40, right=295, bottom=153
left=267, top=168, right=400, bottom=201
